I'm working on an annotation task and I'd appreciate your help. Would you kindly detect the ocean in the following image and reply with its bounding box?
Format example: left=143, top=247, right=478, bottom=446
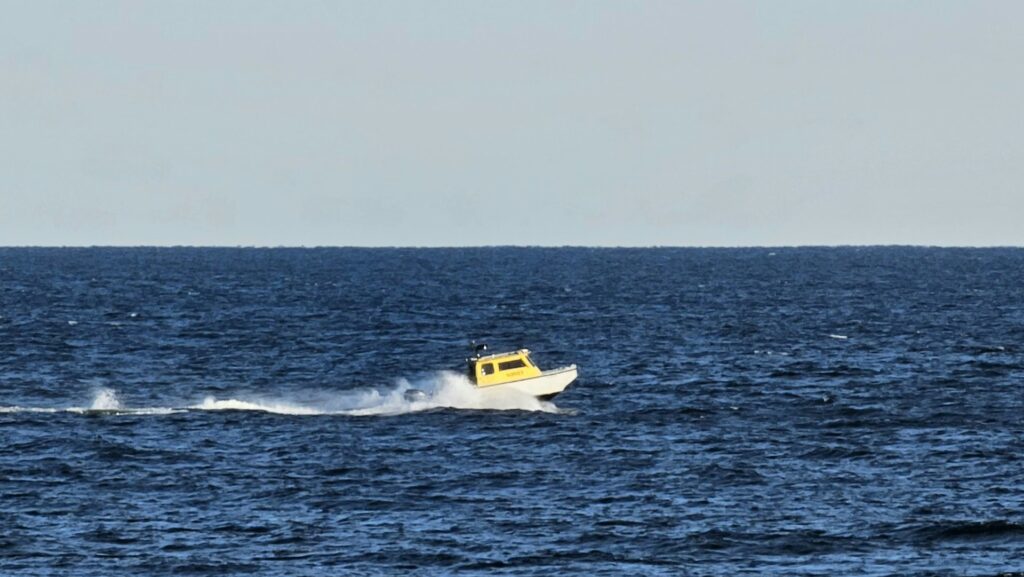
left=1, top=246, right=1022, bottom=576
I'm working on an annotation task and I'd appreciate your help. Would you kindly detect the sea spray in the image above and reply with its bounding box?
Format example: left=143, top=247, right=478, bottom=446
left=68, top=387, right=179, bottom=415
left=89, top=387, right=123, bottom=411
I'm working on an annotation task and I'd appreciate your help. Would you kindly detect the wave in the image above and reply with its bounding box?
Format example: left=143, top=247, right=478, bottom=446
left=929, top=520, right=1024, bottom=542
left=0, top=373, right=559, bottom=417
left=889, top=519, right=1024, bottom=546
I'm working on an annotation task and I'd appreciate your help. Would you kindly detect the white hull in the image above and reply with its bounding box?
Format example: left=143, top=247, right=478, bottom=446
left=476, top=365, right=577, bottom=399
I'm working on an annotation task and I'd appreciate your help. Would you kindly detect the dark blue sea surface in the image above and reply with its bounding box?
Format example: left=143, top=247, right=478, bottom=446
left=1, top=247, right=1023, bottom=576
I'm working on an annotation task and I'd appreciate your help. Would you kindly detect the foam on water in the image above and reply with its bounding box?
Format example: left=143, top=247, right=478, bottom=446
left=0, top=406, right=59, bottom=414
left=192, top=396, right=323, bottom=415
left=346, top=371, right=558, bottom=416
left=193, top=372, right=559, bottom=416
left=65, top=387, right=181, bottom=415
left=1, top=373, right=559, bottom=417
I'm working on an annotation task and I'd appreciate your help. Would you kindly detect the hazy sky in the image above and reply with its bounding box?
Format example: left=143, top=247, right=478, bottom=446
left=2, top=1, right=1021, bottom=246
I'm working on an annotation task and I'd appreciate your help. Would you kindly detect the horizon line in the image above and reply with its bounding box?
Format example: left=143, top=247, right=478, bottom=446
left=2, top=244, right=1023, bottom=250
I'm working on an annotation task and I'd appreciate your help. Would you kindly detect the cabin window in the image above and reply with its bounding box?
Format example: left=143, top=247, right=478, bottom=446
left=480, top=363, right=495, bottom=375
left=498, top=359, right=526, bottom=371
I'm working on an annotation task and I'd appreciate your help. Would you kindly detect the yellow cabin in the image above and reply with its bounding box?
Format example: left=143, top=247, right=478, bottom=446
left=467, top=349, right=543, bottom=387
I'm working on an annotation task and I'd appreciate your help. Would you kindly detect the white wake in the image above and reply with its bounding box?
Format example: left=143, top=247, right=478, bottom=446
left=193, top=371, right=558, bottom=416
left=0, top=373, right=560, bottom=417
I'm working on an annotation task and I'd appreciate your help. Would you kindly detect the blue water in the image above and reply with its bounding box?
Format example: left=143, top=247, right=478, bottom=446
left=1, top=247, right=1022, bottom=576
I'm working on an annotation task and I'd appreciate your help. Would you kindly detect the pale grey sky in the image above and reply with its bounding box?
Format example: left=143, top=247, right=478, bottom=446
left=1, top=1, right=1021, bottom=246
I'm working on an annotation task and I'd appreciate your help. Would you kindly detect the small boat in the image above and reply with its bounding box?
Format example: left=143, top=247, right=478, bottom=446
left=465, top=344, right=577, bottom=400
